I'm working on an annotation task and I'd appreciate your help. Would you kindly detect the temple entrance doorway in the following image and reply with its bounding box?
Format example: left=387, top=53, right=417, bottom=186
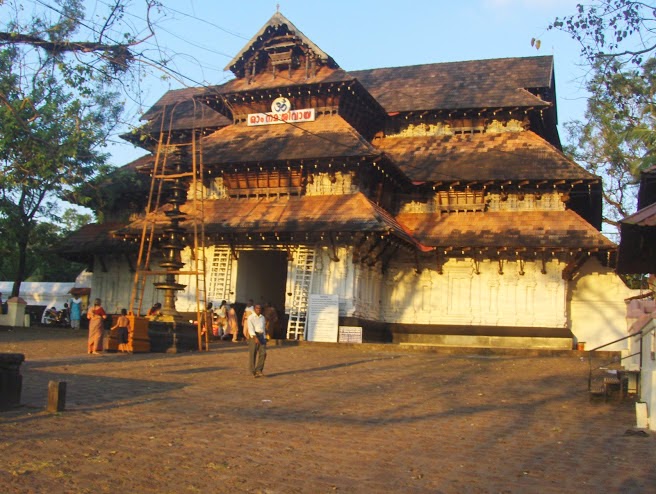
left=235, top=249, right=287, bottom=316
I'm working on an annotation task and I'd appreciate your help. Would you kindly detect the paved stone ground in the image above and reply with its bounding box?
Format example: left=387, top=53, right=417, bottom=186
left=1, top=326, right=655, bottom=494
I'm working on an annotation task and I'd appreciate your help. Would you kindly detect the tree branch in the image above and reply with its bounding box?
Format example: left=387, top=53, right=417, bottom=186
left=0, top=31, right=132, bottom=56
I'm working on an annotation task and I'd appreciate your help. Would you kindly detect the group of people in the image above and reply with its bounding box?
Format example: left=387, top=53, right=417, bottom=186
left=40, top=295, right=84, bottom=328
left=86, top=299, right=131, bottom=355
left=206, top=300, right=239, bottom=342
left=202, top=298, right=278, bottom=377
left=84, top=296, right=271, bottom=376
left=204, top=299, right=279, bottom=341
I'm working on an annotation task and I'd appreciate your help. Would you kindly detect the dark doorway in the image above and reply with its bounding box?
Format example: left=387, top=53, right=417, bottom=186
left=235, top=250, right=287, bottom=313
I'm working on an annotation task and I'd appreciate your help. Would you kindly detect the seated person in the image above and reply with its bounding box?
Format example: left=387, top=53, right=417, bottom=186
left=147, top=302, right=162, bottom=317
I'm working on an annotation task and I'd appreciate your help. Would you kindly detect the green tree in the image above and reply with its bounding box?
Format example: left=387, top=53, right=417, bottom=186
left=564, top=57, right=656, bottom=229
left=540, top=1, right=656, bottom=230
left=0, top=0, right=162, bottom=297
left=0, top=208, right=91, bottom=282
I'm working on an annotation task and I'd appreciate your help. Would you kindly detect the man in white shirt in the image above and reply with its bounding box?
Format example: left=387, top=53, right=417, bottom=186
left=247, top=304, right=267, bottom=377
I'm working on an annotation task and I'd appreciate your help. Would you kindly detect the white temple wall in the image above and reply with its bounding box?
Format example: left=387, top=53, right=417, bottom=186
left=380, top=256, right=568, bottom=328
left=311, top=246, right=357, bottom=316
left=351, top=261, right=383, bottom=320
left=310, top=247, right=571, bottom=329
left=175, top=247, right=199, bottom=312
left=636, top=319, right=656, bottom=430
left=568, top=257, right=639, bottom=351
left=92, top=243, right=635, bottom=346
left=90, top=254, right=163, bottom=315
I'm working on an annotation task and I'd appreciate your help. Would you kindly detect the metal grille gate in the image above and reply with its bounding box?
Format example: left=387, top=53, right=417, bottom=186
left=286, top=245, right=316, bottom=340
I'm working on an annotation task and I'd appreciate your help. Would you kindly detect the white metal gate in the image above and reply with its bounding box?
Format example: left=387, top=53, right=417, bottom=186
left=286, top=245, right=316, bottom=340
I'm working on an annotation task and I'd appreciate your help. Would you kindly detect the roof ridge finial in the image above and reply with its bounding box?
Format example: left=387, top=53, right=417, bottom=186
left=276, top=3, right=280, bottom=13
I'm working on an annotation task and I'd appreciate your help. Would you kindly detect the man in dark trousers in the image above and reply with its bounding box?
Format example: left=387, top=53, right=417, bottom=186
left=246, top=304, right=267, bottom=377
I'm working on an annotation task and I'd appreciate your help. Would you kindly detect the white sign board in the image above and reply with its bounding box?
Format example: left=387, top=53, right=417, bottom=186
left=247, top=108, right=315, bottom=126
left=306, top=294, right=339, bottom=342
left=339, top=326, right=362, bottom=344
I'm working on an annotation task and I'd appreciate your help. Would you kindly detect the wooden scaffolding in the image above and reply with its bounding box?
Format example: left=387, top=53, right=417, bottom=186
left=128, top=101, right=210, bottom=350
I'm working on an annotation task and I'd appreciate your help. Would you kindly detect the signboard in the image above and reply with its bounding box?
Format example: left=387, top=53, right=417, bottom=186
left=338, top=326, right=362, bottom=344
left=247, top=108, right=315, bottom=126
left=247, top=96, right=316, bottom=126
left=306, top=294, right=339, bottom=342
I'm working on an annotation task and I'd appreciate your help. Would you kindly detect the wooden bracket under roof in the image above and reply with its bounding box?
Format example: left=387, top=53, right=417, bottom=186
left=562, top=252, right=591, bottom=280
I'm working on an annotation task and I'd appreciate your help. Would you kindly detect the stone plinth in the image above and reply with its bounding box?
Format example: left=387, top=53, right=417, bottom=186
left=148, top=320, right=199, bottom=353
left=106, top=315, right=151, bottom=353
left=0, top=298, right=27, bottom=328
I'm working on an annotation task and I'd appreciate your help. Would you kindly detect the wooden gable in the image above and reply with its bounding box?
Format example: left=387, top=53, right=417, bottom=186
left=225, top=11, right=338, bottom=82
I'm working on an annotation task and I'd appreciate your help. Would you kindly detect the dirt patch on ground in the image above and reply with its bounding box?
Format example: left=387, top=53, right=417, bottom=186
left=1, top=326, right=655, bottom=493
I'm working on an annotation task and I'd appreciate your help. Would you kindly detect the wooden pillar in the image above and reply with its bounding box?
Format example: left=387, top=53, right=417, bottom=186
left=47, top=380, right=66, bottom=413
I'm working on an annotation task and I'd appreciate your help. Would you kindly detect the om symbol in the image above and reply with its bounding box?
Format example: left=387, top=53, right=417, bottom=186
left=271, top=97, right=291, bottom=114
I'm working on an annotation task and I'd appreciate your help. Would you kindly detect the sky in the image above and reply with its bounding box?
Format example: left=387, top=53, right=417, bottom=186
left=105, top=0, right=591, bottom=167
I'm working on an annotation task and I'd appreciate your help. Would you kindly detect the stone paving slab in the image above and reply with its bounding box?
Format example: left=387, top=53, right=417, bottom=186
left=1, top=326, right=655, bottom=493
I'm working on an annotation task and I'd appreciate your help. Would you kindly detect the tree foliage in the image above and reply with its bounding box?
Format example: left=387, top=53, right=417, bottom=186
left=549, top=0, right=656, bottom=71
left=0, top=208, right=91, bottom=282
left=0, top=0, right=164, bottom=297
left=564, top=57, right=656, bottom=228
left=542, top=1, right=656, bottom=232
left=70, top=164, right=152, bottom=222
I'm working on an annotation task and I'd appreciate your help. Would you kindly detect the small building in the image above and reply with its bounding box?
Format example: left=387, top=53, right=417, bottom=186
left=618, top=165, right=656, bottom=430
left=59, top=12, right=636, bottom=348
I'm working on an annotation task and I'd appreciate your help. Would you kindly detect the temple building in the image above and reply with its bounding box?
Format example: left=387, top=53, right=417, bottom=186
left=59, top=12, right=637, bottom=349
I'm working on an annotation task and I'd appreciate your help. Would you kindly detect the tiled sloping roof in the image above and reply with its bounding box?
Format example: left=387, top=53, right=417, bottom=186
left=138, top=56, right=555, bottom=135
left=396, top=210, right=616, bottom=250
left=350, top=56, right=554, bottom=113
left=375, top=131, right=596, bottom=182
left=142, top=87, right=231, bottom=130
left=120, top=153, right=154, bottom=170
left=210, top=66, right=353, bottom=93
left=56, top=222, right=131, bottom=256
left=201, top=113, right=378, bottom=164
left=117, top=193, right=429, bottom=251
left=621, top=201, right=656, bottom=227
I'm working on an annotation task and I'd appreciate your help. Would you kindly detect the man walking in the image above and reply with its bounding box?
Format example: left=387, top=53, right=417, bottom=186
left=247, top=304, right=267, bottom=377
